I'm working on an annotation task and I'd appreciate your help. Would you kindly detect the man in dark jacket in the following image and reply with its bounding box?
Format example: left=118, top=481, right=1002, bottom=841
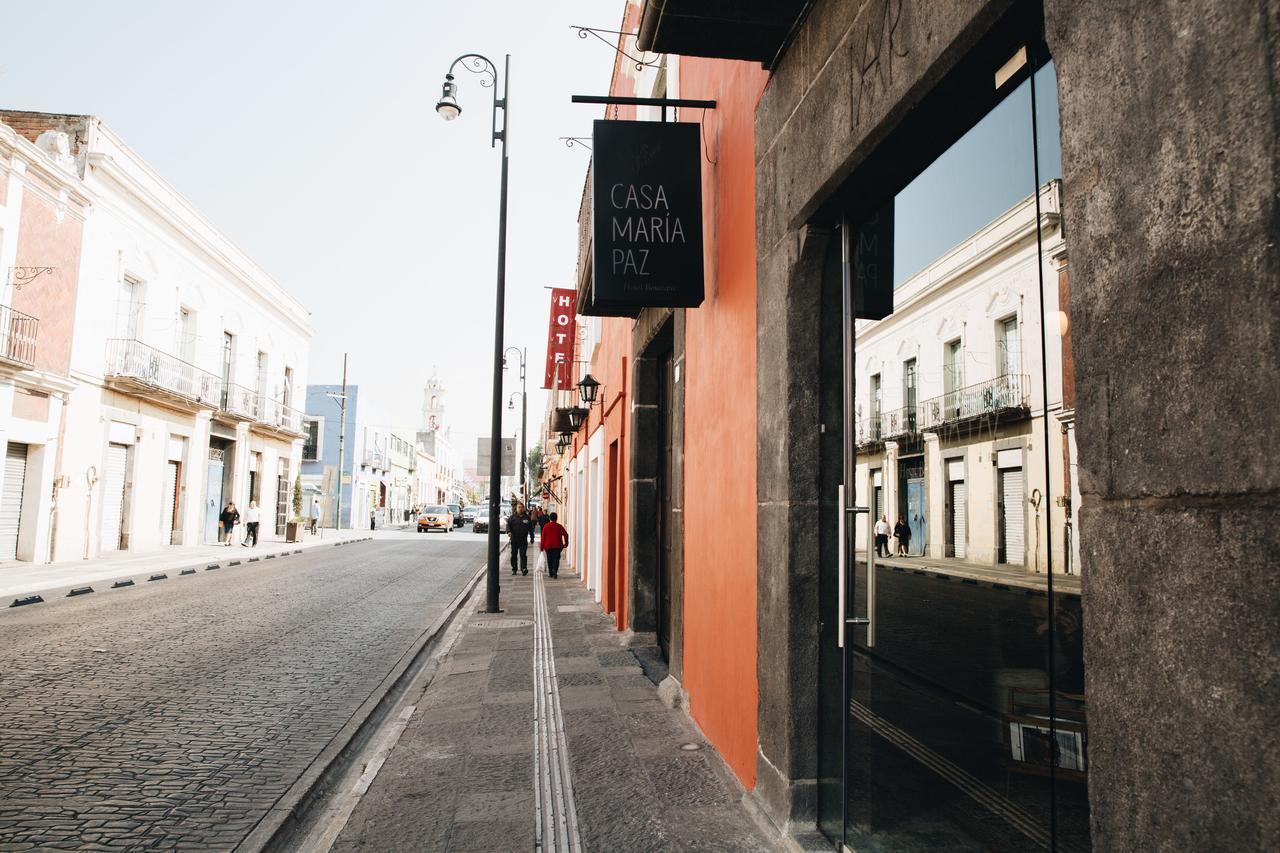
left=507, top=501, right=531, bottom=576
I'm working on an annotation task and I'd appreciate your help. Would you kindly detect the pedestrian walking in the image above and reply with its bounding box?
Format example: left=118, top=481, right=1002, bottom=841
left=874, top=514, right=891, bottom=558
left=309, top=499, right=321, bottom=534
left=370, top=509, right=376, bottom=531
left=893, top=517, right=910, bottom=556
left=507, top=501, right=531, bottom=576
left=540, top=512, right=568, bottom=579
left=529, top=506, right=541, bottom=542
left=243, top=500, right=261, bottom=547
left=220, top=502, right=240, bottom=547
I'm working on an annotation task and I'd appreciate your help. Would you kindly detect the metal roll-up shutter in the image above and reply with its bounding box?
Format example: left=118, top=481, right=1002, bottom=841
left=100, top=443, right=129, bottom=552
left=0, top=444, right=29, bottom=560
left=874, top=486, right=884, bottom=522
left=1000, top=468, right=1025, bottom=565
left=950, top=480, right=967, bottom=559
left=162, top=461, right=179, bottom=545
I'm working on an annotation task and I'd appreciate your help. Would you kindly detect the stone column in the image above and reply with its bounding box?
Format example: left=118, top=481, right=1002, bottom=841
left=1046, top=2, right=1280, bottom=848
left=754, top=224, right=831, bottom=831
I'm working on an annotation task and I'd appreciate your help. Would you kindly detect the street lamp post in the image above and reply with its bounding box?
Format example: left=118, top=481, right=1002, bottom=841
left=505, top=346, right=527, bottom=506
left=437, top=52, right=510, bottom=614
left=324, top=353, right=349, bottom=532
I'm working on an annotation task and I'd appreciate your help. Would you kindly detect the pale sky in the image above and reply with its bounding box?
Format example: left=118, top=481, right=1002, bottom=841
left=0, top=0, right=619, bottom=468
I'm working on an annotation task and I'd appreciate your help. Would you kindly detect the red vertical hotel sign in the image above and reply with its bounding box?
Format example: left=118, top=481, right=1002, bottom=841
left=543, top=288, right=577, bottom=390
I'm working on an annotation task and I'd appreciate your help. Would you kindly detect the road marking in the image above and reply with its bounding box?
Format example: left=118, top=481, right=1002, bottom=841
left=533, top=566, right=582, bottom=852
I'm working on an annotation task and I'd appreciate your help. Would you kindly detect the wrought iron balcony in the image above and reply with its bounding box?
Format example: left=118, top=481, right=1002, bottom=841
left=920, top=374, right=1030, bottom=431
left=855, top=405, right=920, bottom=450
left=105, top=339, right=219, bottom=407
left=277, top=403, right=302, bottom=435
left=0, top=305, right=38, bottom=368
left=855, top=414, right=884, bottom=449
left=217, top=382, right=260, bottom=421
left=254, top=396, right=305, bottom=437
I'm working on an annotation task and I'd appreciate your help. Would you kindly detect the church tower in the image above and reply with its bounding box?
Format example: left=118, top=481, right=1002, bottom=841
left=423, top=370, right=446, bottom=433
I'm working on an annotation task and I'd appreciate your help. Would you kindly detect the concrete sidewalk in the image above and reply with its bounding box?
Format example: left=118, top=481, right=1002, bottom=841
left=0, top=527, right=373, bottom=602
left=327, top=564, right=784, bottom=853
left=857, top=550, right=1083, bottom=595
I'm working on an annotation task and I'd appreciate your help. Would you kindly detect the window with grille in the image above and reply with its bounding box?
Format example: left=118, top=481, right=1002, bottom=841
left=302, top=418, right=321, bottom=461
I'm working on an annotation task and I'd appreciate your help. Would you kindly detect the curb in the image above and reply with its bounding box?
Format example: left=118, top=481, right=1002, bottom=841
left=4, top=537, right=370, bottom=611
left=234, top=559, right=490, bottom=853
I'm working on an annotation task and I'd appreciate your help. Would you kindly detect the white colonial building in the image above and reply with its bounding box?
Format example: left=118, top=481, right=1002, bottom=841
left=0, top=111, right=313, bottom=561
left=854, top=181, right=1080, bottom=576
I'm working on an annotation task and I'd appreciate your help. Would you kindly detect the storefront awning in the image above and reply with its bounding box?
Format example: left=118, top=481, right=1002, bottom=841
left=636, top=0, right=811, bottom=68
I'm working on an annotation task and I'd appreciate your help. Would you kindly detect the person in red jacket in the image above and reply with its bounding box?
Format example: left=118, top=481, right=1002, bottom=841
left=539, top=512, right=569, bottom=579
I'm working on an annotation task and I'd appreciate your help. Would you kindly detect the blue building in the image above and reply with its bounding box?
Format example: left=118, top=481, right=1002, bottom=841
left=301, top=384, right=359, bottom=529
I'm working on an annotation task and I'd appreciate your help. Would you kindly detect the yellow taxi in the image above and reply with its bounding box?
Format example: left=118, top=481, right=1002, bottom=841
left=417, top=505, right=453, bottom=533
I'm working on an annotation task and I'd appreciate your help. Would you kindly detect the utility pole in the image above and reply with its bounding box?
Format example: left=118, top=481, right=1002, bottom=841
left=519, top=350, right=528, bottom=506
left=335, top=354, right=348, bottom=530
left=506, top=346, right=528, bottom=507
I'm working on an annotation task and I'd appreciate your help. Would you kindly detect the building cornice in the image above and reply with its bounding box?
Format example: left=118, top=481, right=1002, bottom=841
left=84, top=130, right=313, bottom=338
left=0, top=123, right=94, bottom=215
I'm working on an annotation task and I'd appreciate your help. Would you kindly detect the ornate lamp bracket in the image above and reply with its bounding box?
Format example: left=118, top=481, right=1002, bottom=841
left=9, top=267, right=55, bottom=289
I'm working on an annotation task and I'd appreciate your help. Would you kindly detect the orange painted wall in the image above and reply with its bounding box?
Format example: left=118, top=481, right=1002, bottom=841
left=677, top=57, right=769, bottom=786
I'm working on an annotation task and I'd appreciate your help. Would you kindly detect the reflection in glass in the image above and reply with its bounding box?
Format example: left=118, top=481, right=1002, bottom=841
left=830, top=54, right=1091, bottom=853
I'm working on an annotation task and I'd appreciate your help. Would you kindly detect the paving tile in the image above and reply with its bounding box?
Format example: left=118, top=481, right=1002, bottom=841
left=327, top=570, right=783, bottom=853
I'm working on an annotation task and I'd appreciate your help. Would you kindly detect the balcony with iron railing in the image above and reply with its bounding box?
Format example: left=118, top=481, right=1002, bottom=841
left=254, top=395, right=305, bottom=437
left=855, top=405, right=921, bottom=450
left=919, top=373, right=1030, bottom=431
left=105, top=338, right=220, bottom=408
left=216, top=382, right=260, bottom=422
left=0, top=305, right=39, bottom=369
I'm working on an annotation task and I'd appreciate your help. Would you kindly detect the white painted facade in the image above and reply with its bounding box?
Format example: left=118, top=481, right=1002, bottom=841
left=50, top=116, right=312, bottom=559
left=853, top=182, right=1079, bottom=576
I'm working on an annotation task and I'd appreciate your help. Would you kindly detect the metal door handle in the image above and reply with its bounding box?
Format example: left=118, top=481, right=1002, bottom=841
left=837, top=484, right=846, bottom=649
left=865, top=507, right=876, bottom=647
left=838, top=486, right=872, bottom=648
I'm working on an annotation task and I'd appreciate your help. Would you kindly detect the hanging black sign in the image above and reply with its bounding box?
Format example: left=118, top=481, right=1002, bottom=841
left=591, top=119, right=704, bottom=310
left=851, top=201, right=894, bottom=321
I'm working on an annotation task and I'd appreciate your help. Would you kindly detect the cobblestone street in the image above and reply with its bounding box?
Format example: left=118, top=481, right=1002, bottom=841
left=0, top=533, right=486, bottom=851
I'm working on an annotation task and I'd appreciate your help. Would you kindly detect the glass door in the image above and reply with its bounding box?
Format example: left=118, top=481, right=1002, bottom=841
left=820, top=36, right=1090, bottom=853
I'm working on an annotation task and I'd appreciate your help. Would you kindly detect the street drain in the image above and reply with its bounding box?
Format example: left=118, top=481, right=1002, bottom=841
left=470, top=618, right=533, bottom=629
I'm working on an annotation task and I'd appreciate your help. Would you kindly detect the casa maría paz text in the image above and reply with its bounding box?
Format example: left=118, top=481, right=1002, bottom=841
left=607, top=182, right=687, bottom=277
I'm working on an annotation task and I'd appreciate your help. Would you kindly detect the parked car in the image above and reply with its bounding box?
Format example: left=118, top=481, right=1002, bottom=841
left=417, top=505, right=453, bottom=533
left=448, top=504, right=463, bottom=528
left=473, top=510, right=489, bottom=534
